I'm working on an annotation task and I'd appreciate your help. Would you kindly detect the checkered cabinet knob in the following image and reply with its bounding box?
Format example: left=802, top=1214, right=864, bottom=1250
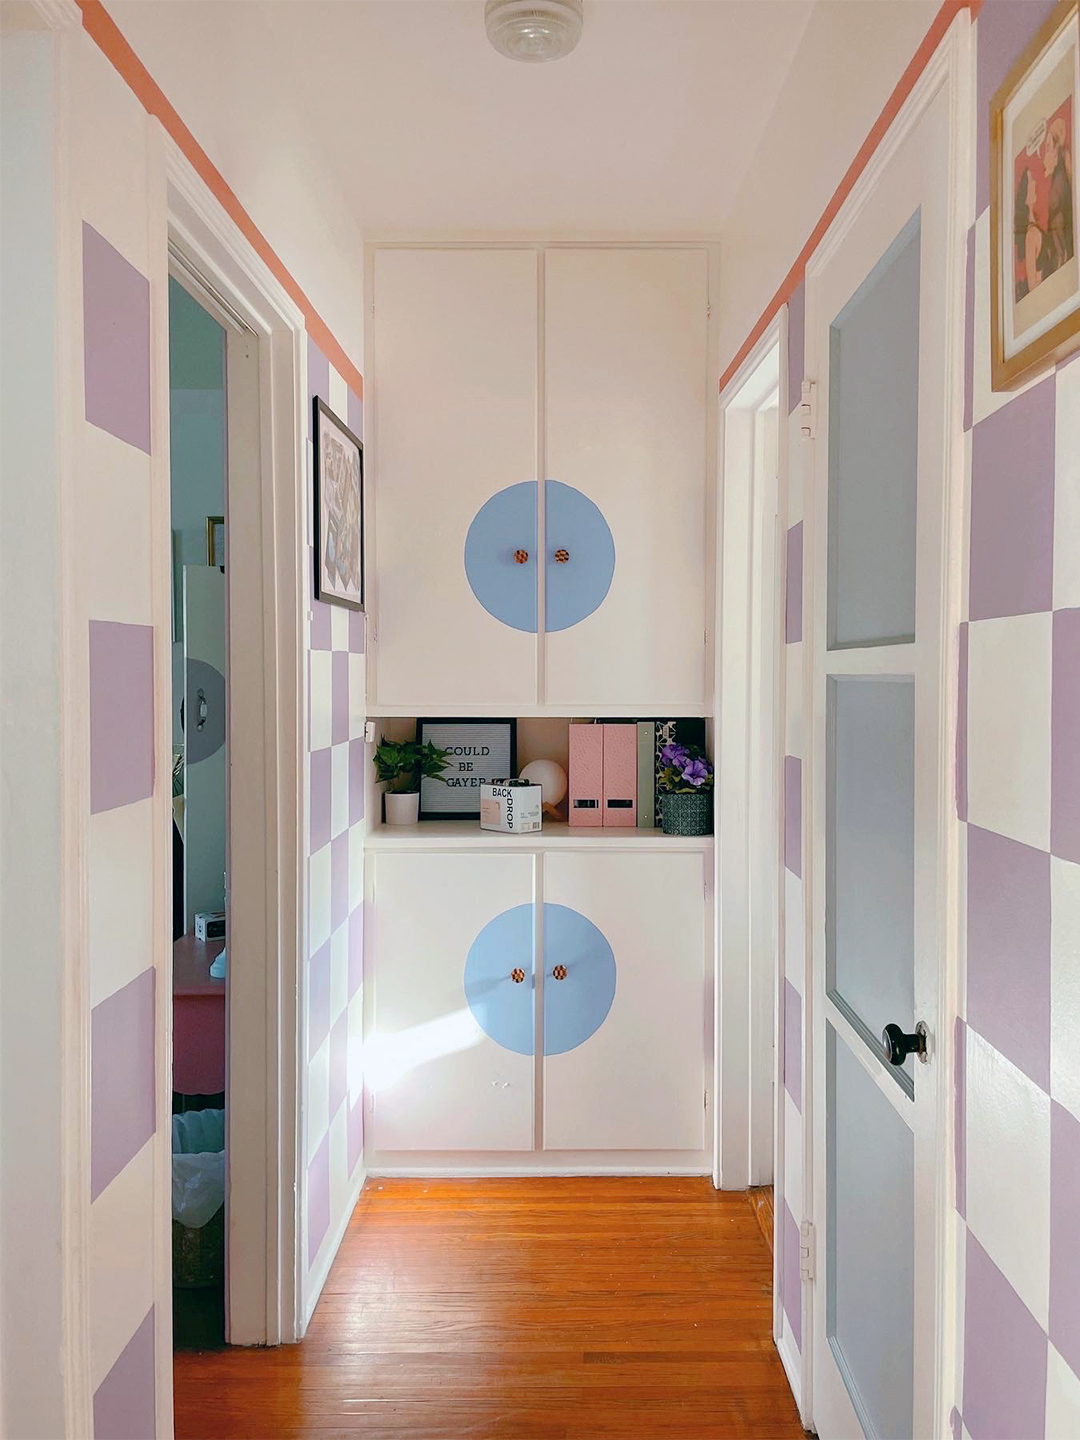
left=510, top=967, right=526, bottom=984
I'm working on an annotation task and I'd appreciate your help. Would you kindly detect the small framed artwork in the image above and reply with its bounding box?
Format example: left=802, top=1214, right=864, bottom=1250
left=313, top=397, right=364, bottom=609
left=205, top=515, right=225, bottom=568
left=417, top=718, right=517, bottom=820
left=991, top=0, right=1079, bottom=389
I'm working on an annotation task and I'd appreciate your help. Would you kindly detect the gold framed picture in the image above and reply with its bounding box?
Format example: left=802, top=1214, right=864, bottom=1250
left=991, top=0, right=1079, bottom=390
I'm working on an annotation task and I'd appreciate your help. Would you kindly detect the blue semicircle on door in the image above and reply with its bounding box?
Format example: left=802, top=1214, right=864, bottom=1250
left=544, top=480, right=615, bottom=633
left=463, top=481, right=538, bottom=633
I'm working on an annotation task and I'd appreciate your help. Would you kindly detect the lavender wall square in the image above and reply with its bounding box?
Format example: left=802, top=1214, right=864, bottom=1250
left=82, top=223, right=151, bottom=455
left=348, top=607, right=365, bottom=655
left=1051, top=609, right=1080, bottom=863
left=787, top=282, right=805, bottom=415
left=349, top=738, right=365, bottom=828
left=783, top=978, right=802, bottom=1112
left=957, top=622, right=969, bottom=822
left=89, top=621, right=155, bottom=815
left=781, top=1199, right=802, bottom=1350
left=348, top=904, right=364, bottom=1001
left=1050, top=1100, right=1080, bottom=1380
left=975, top=0, right=1059, bottom=213
left=310, top=600, right=332, bottom=651
left=307, top=1132, right=330, bottom=1268
left=307, top=336, right=329, bottom=436
left=955, top=1018, right=967, bottom=1219
left=966, top=825, right=1051, bottom=1091
left=963, top=1231, right=1047, bottom=1440
left=332, top=650, right=349, bottom=747
left=784, top=755, right=802, bottom=878
left=91, top=968, right=155, bottom=1200
left=308, top=940, right=331, bottom=1056
left=331, top=831, right=349, bottom=933
left=348, top=1094, right=364, bottom=1176
left=969, top=376, right=1055, bottom=621
left=92, top=1305, right=154, bottom=1440
left=329, top=1012, right=348, bottom=1120
left=309, top=747, right=332, bottom=855
left=785, top=522, right=803, bottom=644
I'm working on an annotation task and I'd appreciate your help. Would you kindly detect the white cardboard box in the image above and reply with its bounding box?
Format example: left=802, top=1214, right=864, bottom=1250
left=480, top=780, right=542, bottom=834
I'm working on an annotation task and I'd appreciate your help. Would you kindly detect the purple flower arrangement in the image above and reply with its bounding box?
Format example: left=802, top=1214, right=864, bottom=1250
left=658, top=742, right=714, bottom=795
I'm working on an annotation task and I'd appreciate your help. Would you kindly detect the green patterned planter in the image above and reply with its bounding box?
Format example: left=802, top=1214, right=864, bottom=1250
left=660, top=791, right=712, bottom=836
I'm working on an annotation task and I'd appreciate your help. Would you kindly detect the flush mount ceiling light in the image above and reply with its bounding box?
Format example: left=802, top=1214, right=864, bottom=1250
left=485, top=0, right=584, bottom=63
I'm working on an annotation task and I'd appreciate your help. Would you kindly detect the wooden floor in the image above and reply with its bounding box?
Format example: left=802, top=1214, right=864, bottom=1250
left=174, top=1177, right=804, bottom=1439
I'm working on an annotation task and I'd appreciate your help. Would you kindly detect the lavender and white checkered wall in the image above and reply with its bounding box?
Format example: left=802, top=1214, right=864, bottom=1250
left=951, top=6, right=1080, bottom=1435
left=304, top=336, right=366, bottom=1289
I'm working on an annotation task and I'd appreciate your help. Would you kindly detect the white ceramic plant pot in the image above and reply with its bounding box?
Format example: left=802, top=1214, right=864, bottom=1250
left=385, top=791, right=420, bottom=826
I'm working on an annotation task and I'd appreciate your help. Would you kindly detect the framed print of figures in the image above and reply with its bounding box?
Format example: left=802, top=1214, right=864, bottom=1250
left=313, top=397, right=364, bottom=609
left=991, top=0, right=1080, bottom=389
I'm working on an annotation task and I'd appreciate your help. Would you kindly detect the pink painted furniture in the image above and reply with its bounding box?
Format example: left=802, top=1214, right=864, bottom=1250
left=173, top=933, right=225, bottom=1095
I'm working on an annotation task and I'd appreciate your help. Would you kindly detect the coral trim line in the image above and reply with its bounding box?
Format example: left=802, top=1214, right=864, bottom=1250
left=718, top=0, right=981, bottom=395
left=76, top=0, right=363, bottom=399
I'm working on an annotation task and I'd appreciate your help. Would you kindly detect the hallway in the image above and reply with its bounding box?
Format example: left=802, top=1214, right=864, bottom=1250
left=174, top=1178, right=804, bottom=1439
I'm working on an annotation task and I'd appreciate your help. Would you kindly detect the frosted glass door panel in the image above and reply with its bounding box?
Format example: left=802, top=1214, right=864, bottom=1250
left=827, top=1026, right=914, bottom=1440
left=828, top=215, right=920, bottom=650
left=828, top=676, right=915, bottom=1088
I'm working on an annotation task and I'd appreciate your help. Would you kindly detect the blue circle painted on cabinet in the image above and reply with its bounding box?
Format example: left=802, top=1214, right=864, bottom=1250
left=463, top=903, right=616, bottom=1057
left=541, top=904, right=617, bottom=1055
left=463, top=903, right=536, bottom=1055
left=544, top=480, right=615, bottom=633
left=463, top=481, right=538, bottom=633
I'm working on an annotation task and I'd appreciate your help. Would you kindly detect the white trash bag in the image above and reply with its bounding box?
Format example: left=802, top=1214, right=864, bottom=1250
left=172, top=1108, right=225, bottom=1230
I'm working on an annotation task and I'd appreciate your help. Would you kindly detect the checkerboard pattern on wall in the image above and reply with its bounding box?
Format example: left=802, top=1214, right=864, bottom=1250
left=952, top=9, right=1080, bottom=1430
left=305, top=337, right=366, bottom=1282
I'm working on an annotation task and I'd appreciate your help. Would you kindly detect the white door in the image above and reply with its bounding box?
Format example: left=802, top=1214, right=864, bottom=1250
left=369, top=851, right=536, bottom=1151
left=182, top=563, right=226, bottom=932
left=805, top=61, right=959, bottom=1440
left=543, top=850, right=706, bottom=1151
left=371, top=248, right=539, bottom=710
left=543, top=248, right=709, bottom=710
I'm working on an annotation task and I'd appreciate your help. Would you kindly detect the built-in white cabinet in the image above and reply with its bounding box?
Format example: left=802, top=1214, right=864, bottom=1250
left=369, top=245, right=711, bottom=714
left=367, top=845, right=707, bottom=1162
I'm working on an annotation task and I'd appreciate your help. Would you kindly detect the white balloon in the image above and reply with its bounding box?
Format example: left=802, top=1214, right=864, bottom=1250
left=518, top=759, right=568, bottom=806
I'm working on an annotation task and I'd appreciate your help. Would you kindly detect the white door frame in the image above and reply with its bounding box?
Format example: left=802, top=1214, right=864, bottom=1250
left=156, top=131, right=307, bottom=1356
left=714, top=313, right=787, bottom=1192
left=799, top=14, right=971, bottom=1435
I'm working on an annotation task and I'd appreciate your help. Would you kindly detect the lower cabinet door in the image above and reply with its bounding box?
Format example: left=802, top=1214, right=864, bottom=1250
left=370, top=851, right=536, bottom=1151
left=543, top=851, right=706, bottom=1151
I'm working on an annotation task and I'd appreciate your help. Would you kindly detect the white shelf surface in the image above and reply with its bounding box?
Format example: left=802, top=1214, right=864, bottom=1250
left=366, top=819, right=714, bottom=851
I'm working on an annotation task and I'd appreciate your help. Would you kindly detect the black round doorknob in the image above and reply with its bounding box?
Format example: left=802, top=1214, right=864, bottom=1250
left=882, top=1021, right=928, bottom=1066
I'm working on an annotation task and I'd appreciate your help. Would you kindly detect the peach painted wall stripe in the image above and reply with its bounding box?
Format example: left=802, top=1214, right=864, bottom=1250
left=76, top=1, right=363, bottom=399
left=719, top=0, right=982, bottom=395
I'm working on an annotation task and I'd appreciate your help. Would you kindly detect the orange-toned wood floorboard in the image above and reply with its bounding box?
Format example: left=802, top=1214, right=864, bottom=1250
left=174, top=1177, right=803, bottom=1439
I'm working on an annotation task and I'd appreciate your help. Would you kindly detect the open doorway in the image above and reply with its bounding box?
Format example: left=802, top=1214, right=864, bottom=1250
left=167, top=258, right=256, bottom=1348
left=714, top=326, right=784, bottom=1224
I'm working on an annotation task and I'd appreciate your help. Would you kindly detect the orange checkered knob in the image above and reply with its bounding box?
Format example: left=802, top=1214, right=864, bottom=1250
left=554, top=549, right=570, bottom=563
left=510, top=967, right=526, bottom=984
left=514, top=549, right=529, bottom=564
left=552, top=964, right=568, bottom=981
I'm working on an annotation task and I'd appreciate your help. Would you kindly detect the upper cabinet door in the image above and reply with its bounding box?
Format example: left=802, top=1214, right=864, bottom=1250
left=371, top=249, right=539, bottom=710
left=543, top=249, right=709, bottom=710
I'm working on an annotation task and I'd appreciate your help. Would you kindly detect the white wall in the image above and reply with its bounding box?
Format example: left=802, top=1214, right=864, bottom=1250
left=105, top=0, right=365, bottom=374
left=718, top=0, right=940, bottom=377
left=0, top=23, right=67, bottom=1440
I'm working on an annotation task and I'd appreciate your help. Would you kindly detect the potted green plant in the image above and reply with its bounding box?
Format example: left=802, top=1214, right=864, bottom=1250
left=374, top=736, right=452, bottom=825
left=657, top=741, right=714, bottom=836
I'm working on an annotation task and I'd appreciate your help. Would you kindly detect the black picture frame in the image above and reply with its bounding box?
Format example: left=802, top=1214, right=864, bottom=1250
left=417, top=718, right=518, bottom=821
left=313, top=396, right=364, bottom=610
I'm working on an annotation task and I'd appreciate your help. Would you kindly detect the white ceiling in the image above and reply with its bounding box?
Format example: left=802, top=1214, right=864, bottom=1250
left=109, top=0, right=815, bottom=239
